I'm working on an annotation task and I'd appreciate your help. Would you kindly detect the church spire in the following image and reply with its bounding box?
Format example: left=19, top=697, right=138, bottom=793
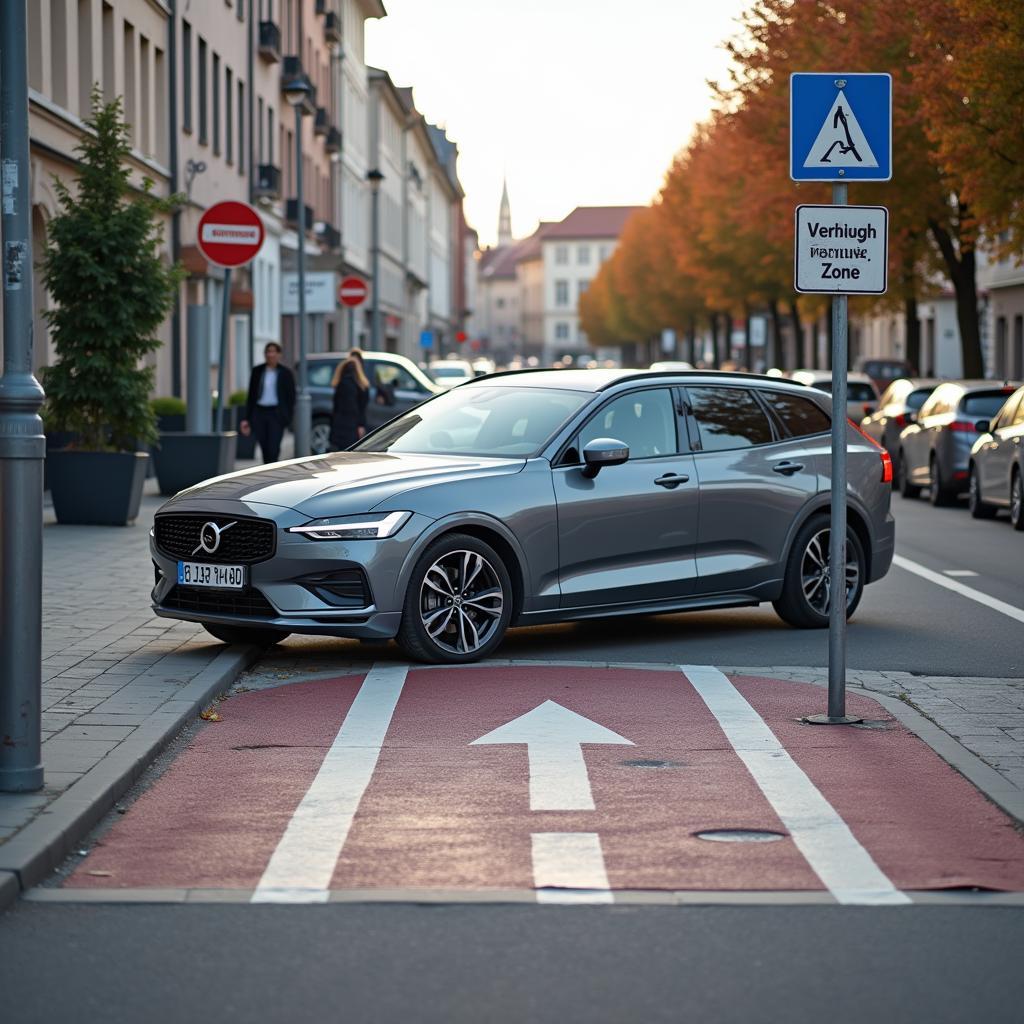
left=497, top=177, right=512, bottom=246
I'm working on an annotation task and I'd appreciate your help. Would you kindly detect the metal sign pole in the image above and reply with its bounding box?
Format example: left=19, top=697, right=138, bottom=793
left=215, top=267, right=231, bottom=432
left=293, top=104, right=311, bottom=458
left=0, top=0, right=45, bottom=791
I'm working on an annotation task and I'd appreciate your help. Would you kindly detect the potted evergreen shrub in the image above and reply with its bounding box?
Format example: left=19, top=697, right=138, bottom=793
left=150, top=395, right=187, bottom=433
left=42, top=93, right=183, bottom=525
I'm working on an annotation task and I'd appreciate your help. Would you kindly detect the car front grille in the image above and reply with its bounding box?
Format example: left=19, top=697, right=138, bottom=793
left=161, top=585, right=277, bottom=618
left=154, top=514, right=276, bottom=564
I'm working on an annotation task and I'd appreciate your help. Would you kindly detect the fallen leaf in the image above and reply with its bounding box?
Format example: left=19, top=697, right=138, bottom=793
left=200, top=708, right=222, bottom=722
left=86, top=870, right=112, bottom=877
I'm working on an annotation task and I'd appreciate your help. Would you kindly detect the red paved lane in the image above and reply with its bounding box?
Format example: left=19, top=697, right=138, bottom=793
left=66, top=666, right=1024, bottom=894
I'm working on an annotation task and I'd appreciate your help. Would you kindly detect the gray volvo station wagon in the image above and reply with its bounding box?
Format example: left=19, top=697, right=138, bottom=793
left=150, top=370, right=895, bottom=663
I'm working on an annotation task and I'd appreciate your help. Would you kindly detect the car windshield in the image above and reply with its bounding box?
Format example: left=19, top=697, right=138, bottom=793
left=962, top=391, right=1017, bottom=417
left=907, top=388, right=933, bottom=411
left=809, top=379, right=875, bottom=401
left=432, top=365, right=472, bottom=378
left=355, top=385, right=589, bottom=457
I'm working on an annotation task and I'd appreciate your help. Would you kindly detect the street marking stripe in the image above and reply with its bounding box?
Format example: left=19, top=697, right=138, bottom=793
left=681, top=665, right=910, bottom=906
left=943, top=569, right=978, bottom=578
left=894, top=554, right=1024, bottom=625
left=250, top=664, right=408, bottom=904
left=532, top=832, right=614, bottom=904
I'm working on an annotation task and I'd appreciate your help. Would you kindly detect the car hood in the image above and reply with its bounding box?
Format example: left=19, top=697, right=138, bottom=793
left=164, top=451, right=525, bottom=517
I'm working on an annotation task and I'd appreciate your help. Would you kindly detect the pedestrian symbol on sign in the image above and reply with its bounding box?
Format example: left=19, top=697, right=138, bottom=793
left=803, top=90, right=878, bottom=169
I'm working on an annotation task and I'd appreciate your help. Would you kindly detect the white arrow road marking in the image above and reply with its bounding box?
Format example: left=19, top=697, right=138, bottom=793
left=251, top=664, right=408, bottom=904
left=532, top=833, right=614, bottom=904
left=681, top=665, right=910, bottom=906
left=471, top=699, right=633, bottom=811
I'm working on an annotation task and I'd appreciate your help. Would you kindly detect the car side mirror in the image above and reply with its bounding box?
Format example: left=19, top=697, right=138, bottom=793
left=581, top=437, right=629, bottom=478
left=974, top=419, right=990, bottom=434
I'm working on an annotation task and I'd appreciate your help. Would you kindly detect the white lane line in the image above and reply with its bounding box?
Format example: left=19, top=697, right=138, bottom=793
left=943, top=569, right=978, bottom=578
left=251, top=664, right=408, bottom=904
left=894, top=554, right=1024, bottom=625
left=681, top=665, right=910, bottom=906
left=532, top=832, right=614, bottom=904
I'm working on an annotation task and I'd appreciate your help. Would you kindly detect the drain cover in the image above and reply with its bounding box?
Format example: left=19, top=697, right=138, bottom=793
left=694, top=829, right=786, bottom=843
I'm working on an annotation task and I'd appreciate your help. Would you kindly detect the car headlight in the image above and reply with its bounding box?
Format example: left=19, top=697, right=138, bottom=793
left=286, top=510, right=412, bottom=540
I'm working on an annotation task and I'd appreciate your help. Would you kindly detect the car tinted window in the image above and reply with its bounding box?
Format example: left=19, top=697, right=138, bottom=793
left=356, top=386, right=588, bottom=457
left=846, top=382, right=877, bottom=402
left=761, top=391, right=830, bottom=437
left=688, top=387, right=774, bottom=451
left=369, top=361, right=420, bottom=393
left=907, top=387, right=933, bottom=411
left=962, top=391, right=1015, bottom=417
left=308, top=360, right=340, bottom=387
left=578, top=389, right=678, bottom=459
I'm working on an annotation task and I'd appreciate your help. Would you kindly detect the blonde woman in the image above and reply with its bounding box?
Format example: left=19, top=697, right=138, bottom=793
left=328, top=351, right=370, bottom=451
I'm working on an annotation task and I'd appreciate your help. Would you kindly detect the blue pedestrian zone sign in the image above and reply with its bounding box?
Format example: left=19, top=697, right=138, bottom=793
left=790, top=73, right=892, bottom=182
left=419, top=329, right=435, bottom=349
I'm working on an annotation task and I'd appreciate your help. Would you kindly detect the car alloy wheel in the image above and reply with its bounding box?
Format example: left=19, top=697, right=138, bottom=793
left=800, top=527, right=860, bottom=617
left=968, top=465, right=995, bottom=519
left=419, top=549, right=504, bottom=656
left=310, top=420, right=332, bottom=456
left=1012, top=471, right=1024, bottom=531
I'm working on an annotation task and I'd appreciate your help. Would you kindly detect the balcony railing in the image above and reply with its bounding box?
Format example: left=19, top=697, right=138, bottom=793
left=254, top=164, right=281, bottom=199
left=323, top=11, right=341, bottom=44
left=325, top=126, right=342, bottom=155
left=313, top=107, right=329, bottom=137
left=317, top=222, right=341, bottom=251
left=285, top=199, right=314, bottom=232
left=258, top=21, right=281, bottom=63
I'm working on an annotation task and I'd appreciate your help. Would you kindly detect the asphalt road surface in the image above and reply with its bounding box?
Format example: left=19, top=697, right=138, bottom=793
left=2, top=904, right=1022, bottom=1024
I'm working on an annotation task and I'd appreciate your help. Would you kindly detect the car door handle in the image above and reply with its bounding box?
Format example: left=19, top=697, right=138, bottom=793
left=654, top=473, right=689, bottom=489
left=773, top=461, right=805, bottom=476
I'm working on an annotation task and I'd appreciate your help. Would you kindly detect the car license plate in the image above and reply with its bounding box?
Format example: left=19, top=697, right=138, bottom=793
left=177, top=561, right=246, bottom=589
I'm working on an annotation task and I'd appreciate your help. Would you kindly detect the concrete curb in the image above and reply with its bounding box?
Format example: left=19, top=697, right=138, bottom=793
left=0, top=644, right=258, bottom=913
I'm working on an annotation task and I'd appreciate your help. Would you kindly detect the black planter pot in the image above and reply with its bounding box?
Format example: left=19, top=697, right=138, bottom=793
left=233, top=408, right=257, bottom=459
left=152, top=432, right=237, bottom=496
left=47, top=450, right=149, bottom=526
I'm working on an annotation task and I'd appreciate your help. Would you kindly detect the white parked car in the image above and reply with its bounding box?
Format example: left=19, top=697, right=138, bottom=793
left=429, top=359, right=475, bottom=390
left=790, top=369, right=880, bottom=422
left=649, top=360, right=694, bottom=372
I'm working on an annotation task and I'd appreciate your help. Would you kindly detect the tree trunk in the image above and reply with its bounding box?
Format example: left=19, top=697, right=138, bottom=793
left=929, top=207, right=983, bottom=378
left=743, top=306, right=752, bottom=371
left=811, top=316, right=820, bottom=370
left=687, top=314, right=697, bottom=365
left=769, top=298, right=783, bottom=371
left=789, top=297, right=803, bottom=369
left=904, top=294, right=921, bottom=375
left=710, top=312, right=721, bottom=369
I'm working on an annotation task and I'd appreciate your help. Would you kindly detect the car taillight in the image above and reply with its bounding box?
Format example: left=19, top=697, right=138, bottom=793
left=949, top=420, right=977, bottom=433
left=862, top=403, right=873, bottom=417
left=893, top=413, right=907, bottom=428
left=848, top=418, right=893, bottom=483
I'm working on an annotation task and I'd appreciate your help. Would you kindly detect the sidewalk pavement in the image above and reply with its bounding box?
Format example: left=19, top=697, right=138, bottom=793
left=0, top=476, right=260, bottom=909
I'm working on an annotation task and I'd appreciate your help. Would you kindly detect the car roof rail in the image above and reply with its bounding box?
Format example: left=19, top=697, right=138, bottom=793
left=595, top=370, right=810, bottom=391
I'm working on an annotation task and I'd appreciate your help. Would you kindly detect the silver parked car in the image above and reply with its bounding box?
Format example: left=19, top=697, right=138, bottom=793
left=968, top=385, right=1024, bottom=529
left=150, top=370, right=895, bottom=664
left=860, top=377, right=939, bottom=475
left=790, top=369, right=880, bottom=421
left=897, top=380, right=1021, bottom=505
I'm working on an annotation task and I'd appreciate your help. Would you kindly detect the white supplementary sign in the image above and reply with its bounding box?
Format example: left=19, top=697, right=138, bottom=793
left=794, top=204, right=888, bottom=295
left=281, top=271, right=337, bottom=315
left=200, top=223, right=262, bottom=245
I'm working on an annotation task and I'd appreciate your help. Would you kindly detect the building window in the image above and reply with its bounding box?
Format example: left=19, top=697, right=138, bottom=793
left=212, top=53, right=221, bottom=155
left=555, top=280, right=569, bottom=306
left=123, top=21, right=135, bottom=145
left=198, top=37, right=208, bottom=145
left=77, top=0, right=93, bottom=119
left=577, top=245, right=590, bottom=265
left=257, top=96, right=263, bottom=162
left=182, top=21, right=192, bottom=133
left=578, top=279, right=590, bottom=298
left=225, top=66, right=233, bottom=163
left=599, top=245, right=611, bottom=263
left=555, top=245, right=568, bottom=265
left=101, top=2, right=115, bottom=104
left=555, top=322, right=570, bottom=341
left=238, top=80, right=245, bottom=176
left=267, top=105, right=274, bottom=165
left=496, top=298, right=505, bottom=309
left=50, top=0, right=69, bottom=109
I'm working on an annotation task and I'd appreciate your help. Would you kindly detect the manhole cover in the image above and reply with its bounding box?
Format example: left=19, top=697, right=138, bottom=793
left=621, top=758, right=683, bottom=768
left=694, top=829, right=787, bottom=843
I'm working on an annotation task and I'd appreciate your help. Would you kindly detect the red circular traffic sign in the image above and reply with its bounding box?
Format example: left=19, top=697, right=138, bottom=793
left=338, top=275, right=369, bottom=307
left=197, top=201, right=265, bottom=268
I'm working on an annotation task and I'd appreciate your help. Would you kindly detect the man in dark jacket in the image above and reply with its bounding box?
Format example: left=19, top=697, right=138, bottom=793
left=240, top=342, right=296, bottom=463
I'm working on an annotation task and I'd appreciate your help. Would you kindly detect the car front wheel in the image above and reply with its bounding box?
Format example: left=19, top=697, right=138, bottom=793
left=773, top=516, right=865, bottom=629
left=929, top=455, right=955, bottom=507
left=897, top=451, right=920, bottom=499
left=968, top=464, right=996, bottom=519
left=1011, top=469, right=1024, bottom=532
left=396, top=533, right=513, bottom=663
left=310, top=417, right=332, bottom=456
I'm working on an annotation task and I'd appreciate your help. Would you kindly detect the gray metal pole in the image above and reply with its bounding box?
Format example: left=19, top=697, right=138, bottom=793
left=185, top=304, right=212, bottom=433
left=215, top=267, right=231, bottom=432
left=370, top=186, right=381, bottom=350
left=293, top=104, right=311, bottom=457
left=0, top=0, right=45, bottom=791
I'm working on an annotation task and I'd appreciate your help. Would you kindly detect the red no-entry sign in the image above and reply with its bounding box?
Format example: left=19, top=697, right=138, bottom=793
left=338, top=275, right=369, bottom=307
left=197, top=200, right=265, bottom=268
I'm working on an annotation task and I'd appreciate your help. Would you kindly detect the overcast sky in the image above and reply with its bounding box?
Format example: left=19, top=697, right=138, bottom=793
left=365, top=0, right=753, bottom=248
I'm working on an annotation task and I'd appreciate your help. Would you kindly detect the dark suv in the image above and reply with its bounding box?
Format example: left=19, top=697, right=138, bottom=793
left=299, top=351, right=443, bottom=455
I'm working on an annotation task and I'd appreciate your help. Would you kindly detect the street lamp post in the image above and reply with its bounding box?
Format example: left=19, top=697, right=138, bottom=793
left=367, top=169, right=384, bottom=350
left=284, top=74, right=312, bottom=456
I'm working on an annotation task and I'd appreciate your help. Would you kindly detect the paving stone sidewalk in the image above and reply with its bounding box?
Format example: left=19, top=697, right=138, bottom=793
left=0, top=478, right=256, bottom=899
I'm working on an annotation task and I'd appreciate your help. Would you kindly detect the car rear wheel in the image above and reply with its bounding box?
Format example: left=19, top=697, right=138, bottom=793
left=968, top=464, right=996, bottom=519
left=396, top=533, right=513, bottom=664
left=928, top=455, right=955, bottom=507
left=203, top=624, right=290, bottom=646
left=773, top=516, right=865, bottom=629
left=1011, top=469, right=1024, bottom=532
left=310, top=417, right=332, bottom=456
left=897, top=451, right=920, bottom=499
